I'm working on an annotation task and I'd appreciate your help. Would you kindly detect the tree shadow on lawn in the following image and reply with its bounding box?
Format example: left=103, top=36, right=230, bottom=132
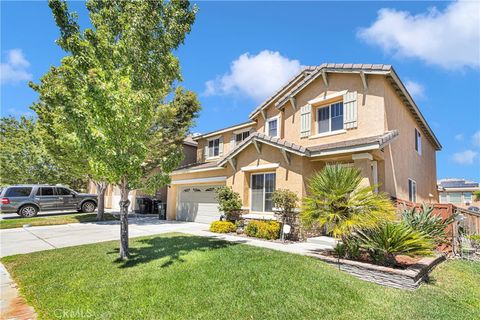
left=110, top=235, right=239, bottom=269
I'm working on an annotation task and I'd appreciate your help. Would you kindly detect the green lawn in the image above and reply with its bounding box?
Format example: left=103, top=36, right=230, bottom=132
left=2, top=233, right=479, bottom=320
left=0, top=213, right=116, bottom=229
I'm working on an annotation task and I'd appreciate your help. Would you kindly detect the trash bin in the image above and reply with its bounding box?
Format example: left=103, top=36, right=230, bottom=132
left=154, top=200, right=166, bottom=220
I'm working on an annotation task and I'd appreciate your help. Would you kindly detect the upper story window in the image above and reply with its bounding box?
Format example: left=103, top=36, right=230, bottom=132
left=317, top=102, right=344, bottom=134
left=235, top=131, right=250, bottom=144
left=208, top=138, right=220, bottom=158
left=266, top=116, right=279, bottom=137
left=415, top=129, right=422, bottom=155
left=408, top=179, right=417, bottom=202
left=464, top=192, right=472, bottom=203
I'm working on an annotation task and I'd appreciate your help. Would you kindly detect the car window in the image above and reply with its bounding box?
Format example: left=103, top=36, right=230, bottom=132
left=37, top=187, right=54, bottom=196
left=5, top=187, right=32, bottom=197
left=56, top=188, right=72, bottom=196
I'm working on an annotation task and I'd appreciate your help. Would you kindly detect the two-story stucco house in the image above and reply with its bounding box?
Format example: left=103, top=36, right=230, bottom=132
left=167, top=64, right=442, bottom=224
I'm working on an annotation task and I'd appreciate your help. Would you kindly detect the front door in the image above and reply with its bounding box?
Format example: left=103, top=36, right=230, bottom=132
left=35, top=187, right=61, bottom=211
left=251, top=173, right=276, bottom=213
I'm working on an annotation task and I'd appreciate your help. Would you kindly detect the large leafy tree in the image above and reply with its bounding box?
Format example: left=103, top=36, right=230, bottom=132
left=0, top=116, right=86, bottom=190
left=32, top=100, right=110, bottom=221
left=301, top=164, right=395, bottom=240
left=32, top=0, right=199, bottom=260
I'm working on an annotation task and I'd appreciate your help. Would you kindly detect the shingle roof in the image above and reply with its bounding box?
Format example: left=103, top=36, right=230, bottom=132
left=173, top=161, right=219, bottom=172
left=217, top=130, right=399, bottom=167
left=217, top=132, right=308, bottom=167
left=275, top=63, right=392, bottom=108
left=307, top=130, right=399, bottom=155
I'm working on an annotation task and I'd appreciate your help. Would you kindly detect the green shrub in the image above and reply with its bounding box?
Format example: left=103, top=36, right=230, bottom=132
left=244, top=220, right=281, bottom=240
left=272, top=189, right=299, bottom=241
left=401, top=203, right=454, bottom=245
left=210, top=221, right=236, bottom=233
left=215, top=186, right=242, bottom=220
left=356, top=222, right=433, bottom=266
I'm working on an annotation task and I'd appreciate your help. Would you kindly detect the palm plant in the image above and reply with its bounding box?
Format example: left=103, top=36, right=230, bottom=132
left=401, top=204, right=454, bottom=245
left=301, top=164, right=395, bottom=240
left=356, top=222, right=433, bottom=266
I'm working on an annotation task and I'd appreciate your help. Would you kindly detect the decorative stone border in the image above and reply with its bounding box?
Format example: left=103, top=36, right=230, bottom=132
left=305, top=253, right=446, bottom=290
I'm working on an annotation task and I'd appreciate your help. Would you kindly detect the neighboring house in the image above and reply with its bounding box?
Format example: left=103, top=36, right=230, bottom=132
left=438, top=178, right=480, bottom=209
left=167, top=64, right=441, bottom=224
left=88, top=137, right=197, bottom=211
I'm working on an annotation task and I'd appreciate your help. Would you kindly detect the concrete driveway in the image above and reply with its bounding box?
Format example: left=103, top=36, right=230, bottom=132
left=1, top=210, right=87, bottom=220
left=0, top=218, right=208, bottom=258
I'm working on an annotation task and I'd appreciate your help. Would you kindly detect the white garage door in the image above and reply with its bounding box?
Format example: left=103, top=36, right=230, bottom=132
left=177, top=185, right=222, bottom=224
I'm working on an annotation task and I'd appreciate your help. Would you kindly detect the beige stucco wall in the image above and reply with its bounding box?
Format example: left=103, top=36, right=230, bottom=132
left=383, top=79, right=438, bottom=203
left=178, top=71, right=439, bottom=216
left=167, top=168, right=229, bottom=220
left=253, top=74, right=386, bottom=147
left=196, top=126, right=254, bottom=163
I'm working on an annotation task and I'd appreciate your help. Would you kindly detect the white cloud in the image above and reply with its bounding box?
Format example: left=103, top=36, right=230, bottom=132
left=452, top=150, right=478, bottom=165
left=473, top=131, right=480, bottom=147
left=358, top=1, right=480, bottom=69
left=204, top=50, right=302, bottom=101
left=455, top=133, right=464, bottom=141
left=1, top=49, right=32, bottom=84
left=404, top=80, right=425, bottom=99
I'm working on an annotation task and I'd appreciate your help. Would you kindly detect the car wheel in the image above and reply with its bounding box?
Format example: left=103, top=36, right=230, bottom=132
left=19, top=205, right=38, bottom=218
left=81, top=201, right=96, bottom=213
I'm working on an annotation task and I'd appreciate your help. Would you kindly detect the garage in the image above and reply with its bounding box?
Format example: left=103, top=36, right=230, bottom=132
left=176, top=185, right=222, bottom=224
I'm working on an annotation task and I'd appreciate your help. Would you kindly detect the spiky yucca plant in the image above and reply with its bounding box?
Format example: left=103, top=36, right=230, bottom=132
left=301, top=164, right=395, bottom=239
left=356, top=222, right=433, bottom=266
left=402, top=204, right=454, bottom=245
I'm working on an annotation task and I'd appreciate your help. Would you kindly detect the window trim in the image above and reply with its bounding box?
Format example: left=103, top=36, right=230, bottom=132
left=249, top=171, right=276, bottom=213
left=233, top=129, right=250, bottom=146
left=265, top=116, right=280, bottom=138
left=316, top=101, right=344, bottom=135
left=408, top=178, right=417, bottom=203
left=206, top=136, right=221, bottom=159
left=415, top=128, right=422, bottom=155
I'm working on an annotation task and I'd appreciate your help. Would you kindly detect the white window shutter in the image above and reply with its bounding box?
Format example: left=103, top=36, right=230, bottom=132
left=300, top=104, right=311, bottom=138
left=204, top=143, right=209, bottom=160
left=230, top=134, right=236, bottom=151
left=343, top=91, right=358, bottom=129
left=218, top=136, right=224, bottom=156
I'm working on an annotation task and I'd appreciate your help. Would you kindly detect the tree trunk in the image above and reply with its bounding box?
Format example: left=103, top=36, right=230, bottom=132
left=95, top=181, right=107, bottom=221
left=119, top=180, right=130, bottom=260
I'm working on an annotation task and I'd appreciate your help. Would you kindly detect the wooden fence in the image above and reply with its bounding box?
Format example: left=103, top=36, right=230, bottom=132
left=394, top=199, right=480, bottom=255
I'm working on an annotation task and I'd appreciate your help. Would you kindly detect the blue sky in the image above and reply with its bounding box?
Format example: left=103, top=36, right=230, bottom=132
left=1, top=1, right=479, bottom=181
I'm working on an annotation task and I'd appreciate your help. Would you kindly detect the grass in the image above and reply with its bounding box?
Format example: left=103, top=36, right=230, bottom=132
left=0, top=213, right=116, bottom=229
left=2, top=233, right=479, bottom=320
